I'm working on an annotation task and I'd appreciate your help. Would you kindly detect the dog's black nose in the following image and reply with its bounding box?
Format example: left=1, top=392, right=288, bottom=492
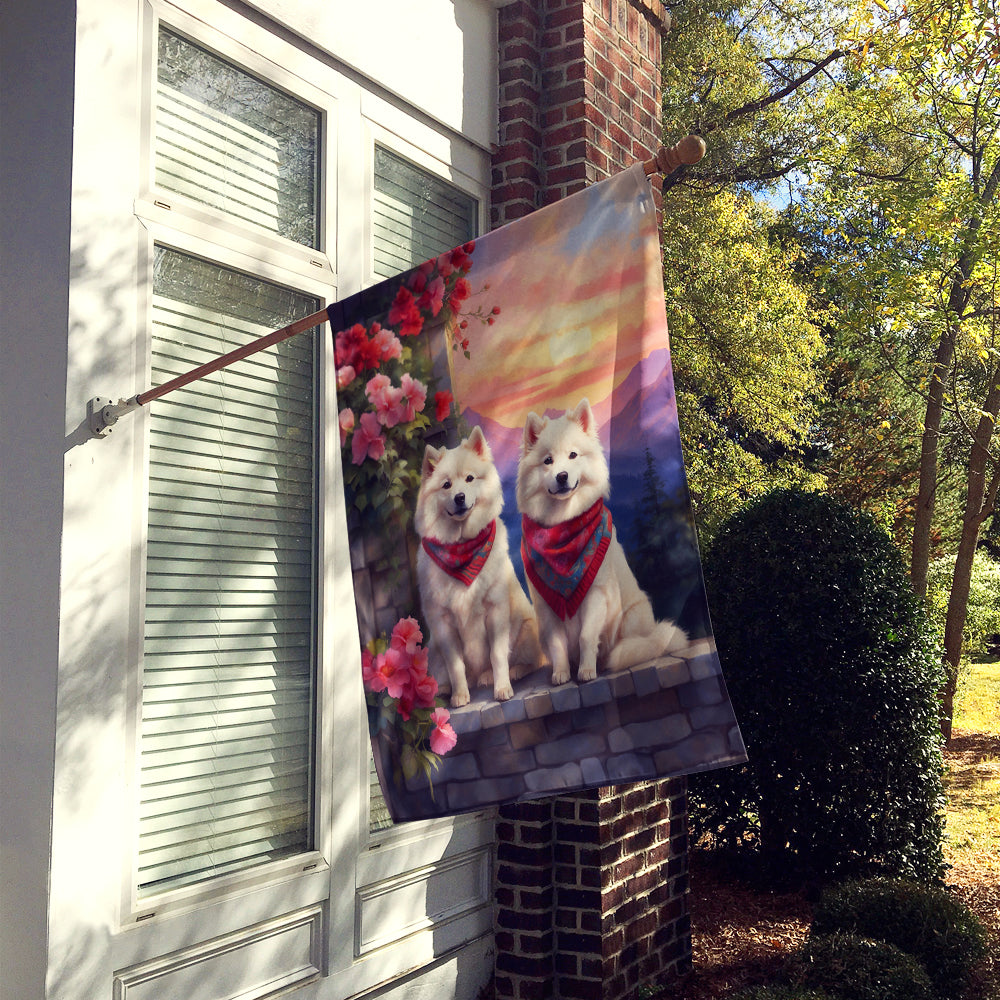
left=556, top=471, right=569, bottom=486
left=454, top=492, right=466, bottom=508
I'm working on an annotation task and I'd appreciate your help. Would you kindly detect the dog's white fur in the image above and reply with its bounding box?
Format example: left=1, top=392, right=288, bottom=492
left=415, top=426, right=544, bottom=707
left=516, top=398, right=687, bottom=685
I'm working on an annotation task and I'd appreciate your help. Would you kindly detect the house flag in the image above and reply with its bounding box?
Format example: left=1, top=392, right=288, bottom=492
left=334, top=164, right=746, bottom=822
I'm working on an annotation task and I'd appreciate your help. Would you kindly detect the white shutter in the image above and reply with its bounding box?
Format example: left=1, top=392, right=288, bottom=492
left=138, top=248, right=319, bottom=895
left=367, top=147, right=478, bottom=832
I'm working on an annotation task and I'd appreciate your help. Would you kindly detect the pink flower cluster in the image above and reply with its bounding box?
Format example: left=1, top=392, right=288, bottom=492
left=337, top=243, right=477, bottom=470
left=362, top=618, right=457, bottom=756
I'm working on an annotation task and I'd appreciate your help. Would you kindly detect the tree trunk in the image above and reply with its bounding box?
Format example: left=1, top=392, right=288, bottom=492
left=911, top=160, right=1000, bottom=596
left=940, top=374, right=1000, bottom=741
left=910, top=328, right=956, bottom=598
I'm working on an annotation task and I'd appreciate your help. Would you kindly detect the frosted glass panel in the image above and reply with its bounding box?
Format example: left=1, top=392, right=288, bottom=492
left=156, top=28, right=320, bottom=248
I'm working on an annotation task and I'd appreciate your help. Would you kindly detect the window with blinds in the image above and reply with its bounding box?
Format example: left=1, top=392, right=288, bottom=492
left=372, top=146, right=478, bottom=282
left=139, top=248, right=320, bottom=895
left=137, top=28, right=323, bottom=896
left=155, top=27, right=320, bottom=248
left=368, top=147, right=478, bottom=833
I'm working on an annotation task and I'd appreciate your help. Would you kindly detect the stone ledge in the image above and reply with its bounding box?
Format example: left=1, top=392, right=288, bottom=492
left=376, top=638, right=746, bottom=822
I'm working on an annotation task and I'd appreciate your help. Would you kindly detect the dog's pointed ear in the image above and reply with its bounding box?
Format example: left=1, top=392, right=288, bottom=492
left=421, top=444, right=442, bottom=480
left=570, top=398, right=596, bottom=435
left=466, top=424, right=491, bottom=460
left=522, top=412, right=547, bottom=453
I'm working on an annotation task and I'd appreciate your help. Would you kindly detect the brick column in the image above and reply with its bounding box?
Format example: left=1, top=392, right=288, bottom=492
left=493, top=0, right=668, bottom=227
left=491, top=3, right=692, bottom=998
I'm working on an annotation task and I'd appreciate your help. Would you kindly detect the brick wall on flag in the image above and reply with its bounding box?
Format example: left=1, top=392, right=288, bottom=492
left=490, top=2, right=693, bottom=998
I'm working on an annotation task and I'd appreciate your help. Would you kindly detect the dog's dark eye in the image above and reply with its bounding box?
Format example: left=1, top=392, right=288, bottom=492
left=569, top=451, right=578, bottom=460
left=443, top=480, right=452, bottom=490
left=543, top=456, right=553, bottom=465
left=465, top=474, right=475, bottom=483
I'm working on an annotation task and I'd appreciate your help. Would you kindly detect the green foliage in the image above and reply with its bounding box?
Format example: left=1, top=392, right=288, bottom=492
left=663, top=188, right=826, bottom=541
left=692, top=488, right=947, bottom=882
left=811, top=878, right=988, bottom=999
left=791, top=934, right=934, bottom=1000
left=927, top=550, right=1000, bottom=659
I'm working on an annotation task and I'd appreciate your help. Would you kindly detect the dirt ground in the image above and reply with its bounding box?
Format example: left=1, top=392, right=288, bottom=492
left=665, top=733, right=1000, bottom=999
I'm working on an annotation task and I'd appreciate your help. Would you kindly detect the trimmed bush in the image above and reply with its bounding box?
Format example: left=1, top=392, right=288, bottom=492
left=692, top=488, right=946, bottom=882
left=792, top=933, right=934, bottom=1000
left=812, top=878, right=988, bottom=998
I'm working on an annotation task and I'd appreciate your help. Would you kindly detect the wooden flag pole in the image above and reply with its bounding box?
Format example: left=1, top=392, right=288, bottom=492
left=88, top=136, right=706, bottom=437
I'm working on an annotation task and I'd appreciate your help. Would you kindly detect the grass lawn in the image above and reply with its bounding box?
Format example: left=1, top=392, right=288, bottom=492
left=946, top=659, right=1000, bottom=866
left=943, top=657, right=1000, bottom=999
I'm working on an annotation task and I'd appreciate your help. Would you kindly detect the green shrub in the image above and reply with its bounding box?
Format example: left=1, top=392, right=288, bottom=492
left=792, top=933, right=934, bottom=1000
left=811, top=878, right=988, bottom=998
left=692, top=488, right=946, bottom=882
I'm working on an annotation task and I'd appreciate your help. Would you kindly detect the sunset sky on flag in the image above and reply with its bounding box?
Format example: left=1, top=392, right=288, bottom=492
left=448, top=165, right=668, bottom=431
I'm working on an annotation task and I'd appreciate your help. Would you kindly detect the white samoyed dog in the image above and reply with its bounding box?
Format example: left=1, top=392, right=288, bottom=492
left=516, top=398, right=687, bottom=686
left=415, top=425, right=544, bottom=707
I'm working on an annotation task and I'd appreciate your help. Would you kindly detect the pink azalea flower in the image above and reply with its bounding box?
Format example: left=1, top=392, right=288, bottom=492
left=366, top=374, right=406, bottom=428
left=435, top=390, right=453, bottom=422
left=417, top=275, right=446, bottom=317
left=413, top=670, right=438, bottom=710
left=351, top=411, right=386, bottom=464
left=391, top=617, right=424, bottom=655
left=339, top=407, right=355, bottom=446
left=410, top=644, right=429, bottom=677
left=399, top=373, right=427, bottom=423
left=372, top=327, right=402, bottom=362
left=437, top=252, right=455, bottom=278
left=379, top=647, right=413, bottom=701
left=337, top=365, right=356, bottom=389
left=362, top=650, right=387, bottom=693
left=429, top=707, right=457, bottom=755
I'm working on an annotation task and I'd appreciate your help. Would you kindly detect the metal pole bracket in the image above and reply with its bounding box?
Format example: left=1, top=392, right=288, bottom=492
left=88, top=396, right=139, bottom=438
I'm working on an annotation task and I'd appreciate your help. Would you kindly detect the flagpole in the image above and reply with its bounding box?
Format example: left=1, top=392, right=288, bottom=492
left=87, top=136, right=705, bottom=438
left=87, top=305, right=333, bottom=437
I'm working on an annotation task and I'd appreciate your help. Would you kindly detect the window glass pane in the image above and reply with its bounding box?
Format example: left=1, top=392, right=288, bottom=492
left=368, top=149, right=477, bottom=832
left=372, top=146, right=477, bottom=280
left=139, top=246, right=318, bottom=895
left=156, top=27, right=320, bottom=248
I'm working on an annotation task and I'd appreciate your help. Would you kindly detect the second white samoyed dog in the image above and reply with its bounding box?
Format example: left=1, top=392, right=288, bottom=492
left=415, top=425, right=544, bottom=707
left=517, top=398, right=687, bottom=686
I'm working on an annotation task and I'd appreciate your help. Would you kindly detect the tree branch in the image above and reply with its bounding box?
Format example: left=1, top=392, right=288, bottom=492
left=702, top=49, right=848, bottom=133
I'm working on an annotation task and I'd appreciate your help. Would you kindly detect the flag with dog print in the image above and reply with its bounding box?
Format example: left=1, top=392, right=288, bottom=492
left=333, top=163, right=746, bottom=823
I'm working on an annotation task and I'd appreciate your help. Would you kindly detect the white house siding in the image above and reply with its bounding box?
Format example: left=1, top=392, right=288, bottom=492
left=0, top=1, right=500, bottom=998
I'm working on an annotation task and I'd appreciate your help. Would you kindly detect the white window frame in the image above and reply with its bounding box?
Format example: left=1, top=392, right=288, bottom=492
left=124, top=0, right=342, bottom=930
left=112, top=1, right=497, bottom=992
